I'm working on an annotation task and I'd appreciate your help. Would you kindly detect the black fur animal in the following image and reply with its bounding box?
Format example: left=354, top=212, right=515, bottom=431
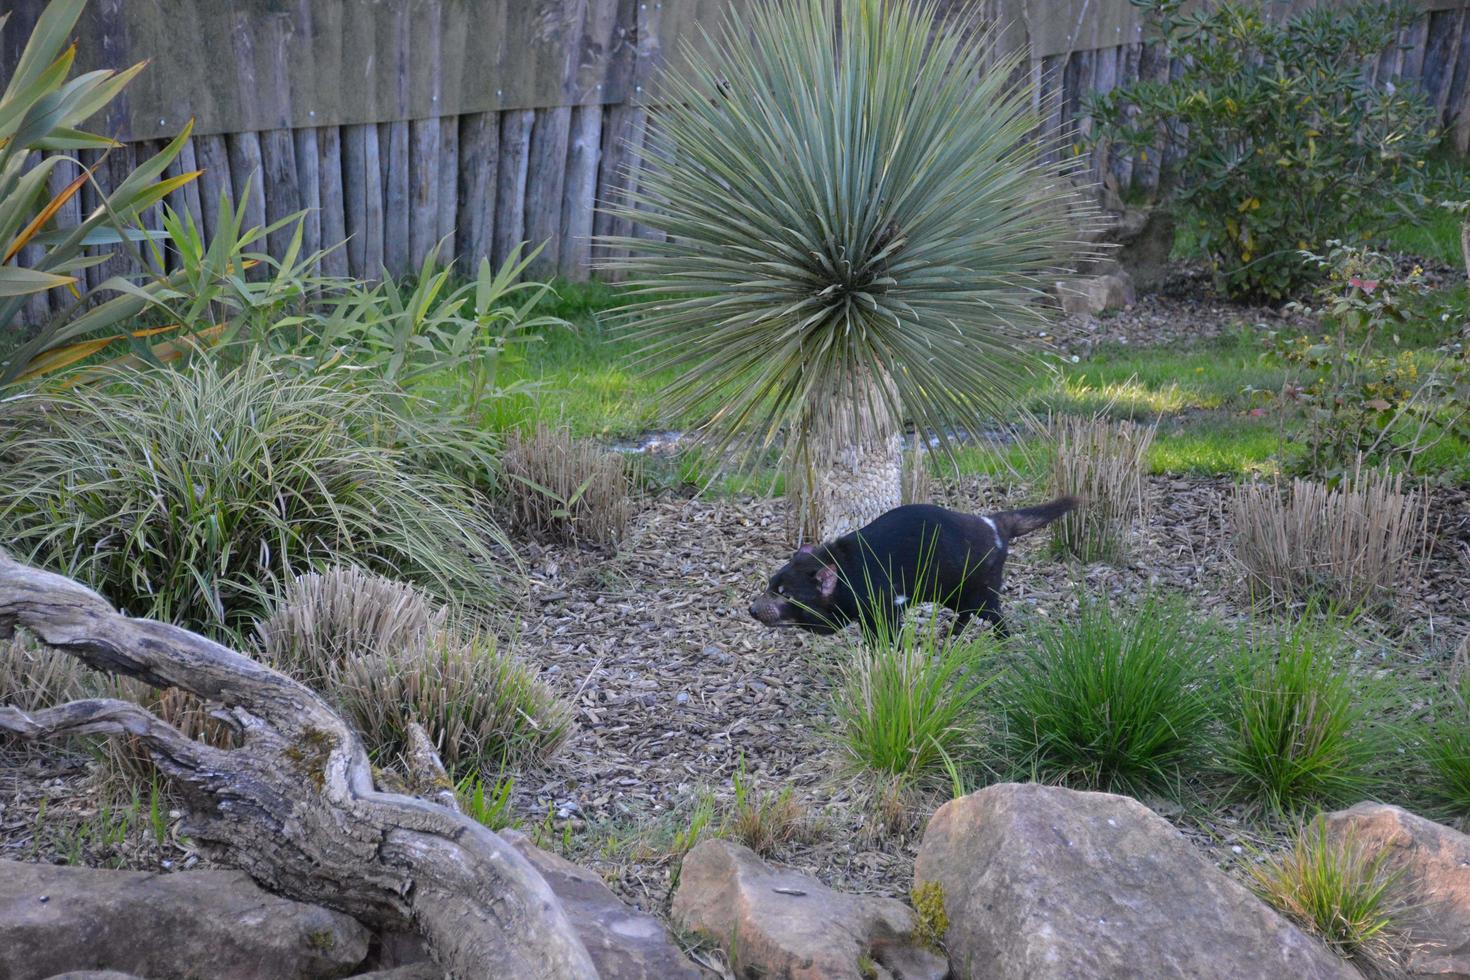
left=749, top=498, right=1077, bottom=640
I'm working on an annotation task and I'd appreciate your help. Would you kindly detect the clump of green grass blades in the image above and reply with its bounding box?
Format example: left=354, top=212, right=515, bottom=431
left=1424, top=659, right=1470, bottom=818
left=994, top=598, right=1217, bottom=796
left=1251, top=820, right=1409, bottom=968
left=0, top=355, right=512, bottom=639
left=1222, top=617, right=1387, bottom=813
left=831, top=618, right=992, bottom=795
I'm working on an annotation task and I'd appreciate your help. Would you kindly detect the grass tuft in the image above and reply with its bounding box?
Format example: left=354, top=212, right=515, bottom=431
left=993, top=597, right=1217, bottom=796
left=830, top=621, right=992, bottom=795
left=259, top=567, right=570, bottom=776
left=1250, top=820, right=1410, bottom=967
left=1222, top=617, right=1387, bottom=813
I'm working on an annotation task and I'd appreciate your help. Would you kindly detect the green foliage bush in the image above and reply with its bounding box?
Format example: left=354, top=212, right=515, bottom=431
left=993, top=598, right=1217, bottom=796
left=1266, top=242, right=1470, bottom=481
left=0, top=356, right=512, bottom=638
left=1090, top=0, right=1439, bottom=300
left=1222, top=617, right=1389, bottom=811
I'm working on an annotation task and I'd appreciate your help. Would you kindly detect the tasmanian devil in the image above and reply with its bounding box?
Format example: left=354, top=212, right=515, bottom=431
left=748, top=498, right=1077, bottom=640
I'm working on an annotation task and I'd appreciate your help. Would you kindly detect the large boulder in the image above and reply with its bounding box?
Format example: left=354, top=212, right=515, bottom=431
left=1322, top=803, right=1470, bottom=978
left=915, top=783, right=1359, bottom=980
left=0, top=859, right=370, bottom=980
left=501, top=830, right=711, bottom=979
left=672, top=838, right=946, bottom=980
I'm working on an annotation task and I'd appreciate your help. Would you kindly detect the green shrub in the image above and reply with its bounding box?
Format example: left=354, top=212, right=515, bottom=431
left=0, top=0, right=202, bottom=386
left=1090, top=0, right=1438, bottom=300
left=1250, top=819, right=1409, bottom=966
left=1267, top=242, right=1469, bottom=482
left=0, top=356, right=512, bottom=638
left=831, top=622, right=992, bottom=794
left=994, top=598, right=1217, bottom=796
left=1222, top=618, right=1388, bottom=811
left=259, top=567, right=569, bottom=776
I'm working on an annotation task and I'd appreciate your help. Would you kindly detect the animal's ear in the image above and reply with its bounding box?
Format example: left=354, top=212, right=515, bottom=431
left=816, top=564, right=838, bottom=597
left=796, top=543, right=816, bottom=555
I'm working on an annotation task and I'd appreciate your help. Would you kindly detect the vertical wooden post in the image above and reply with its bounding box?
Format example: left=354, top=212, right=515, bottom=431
left=455, top=112, right=499, bottom=274
left=525, top=106, right=573, bottom=278
left=559, top=103, right=604, bottom=280
left=493, top=109, right=535, bottom=268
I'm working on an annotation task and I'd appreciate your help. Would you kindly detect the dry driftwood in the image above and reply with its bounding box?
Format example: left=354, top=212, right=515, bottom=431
left=0, top=553, right=597, bottom=979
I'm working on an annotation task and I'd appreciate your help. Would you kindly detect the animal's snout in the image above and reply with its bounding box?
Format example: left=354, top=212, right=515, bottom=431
left=749, top=595, right=783, bottom=626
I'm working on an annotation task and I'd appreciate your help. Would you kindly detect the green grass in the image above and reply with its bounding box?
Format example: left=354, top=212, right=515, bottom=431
left=1250, top=820, right=1409, bottom=966
left=830, top=621, right=994, bottom=793
left=466, top=265, right=1468, bottom=487
left=993, top=597, right=1221, bottom=797
left=1222, top=617, right=1390, bottom=813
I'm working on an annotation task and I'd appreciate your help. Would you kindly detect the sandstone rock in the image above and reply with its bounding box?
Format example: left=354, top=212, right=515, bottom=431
left=1081, top=206, right=1176, bottom=291
left=672, top=838, right=947, bottom=980
left=1057, top=272, right=1136, bottom=316
left=1322, top=803, right=1470, bottom=978
left=502, top=830, right=711, bottom=979
left=0, top=859, right=370, bottom=980
left=915, top=783, right=1359, bottom=980
left=344, top=966, right=443, bottom=980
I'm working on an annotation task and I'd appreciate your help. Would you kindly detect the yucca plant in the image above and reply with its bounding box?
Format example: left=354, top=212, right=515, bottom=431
left=602, top=0, right=1093, bottom=541
left=1, top=0, right=204, bottom=385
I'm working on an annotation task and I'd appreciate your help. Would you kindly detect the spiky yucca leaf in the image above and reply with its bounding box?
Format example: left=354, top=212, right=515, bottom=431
left=602, top=0, right=1093, bottom=466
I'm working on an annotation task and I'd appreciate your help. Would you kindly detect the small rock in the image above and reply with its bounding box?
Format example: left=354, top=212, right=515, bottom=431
left=1322, top=803, right=1470, bottom=978
left=1057, top=272, right=1136, bottom=316
left=673, top=838, right=946, bottom=980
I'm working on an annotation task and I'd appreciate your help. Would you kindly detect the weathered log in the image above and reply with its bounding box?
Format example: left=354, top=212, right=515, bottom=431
left=0, top=554, right=597, bottom=980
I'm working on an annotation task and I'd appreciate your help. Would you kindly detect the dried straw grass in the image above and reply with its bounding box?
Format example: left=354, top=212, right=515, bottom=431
left=1050, top=415, right=1155, bottom=562
left=501, top=424, right=637, bottom=548
left=1228, top=469, right=1430, bottom=610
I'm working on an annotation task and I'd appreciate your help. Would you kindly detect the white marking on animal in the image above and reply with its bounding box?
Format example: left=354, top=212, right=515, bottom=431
left=980, top=514, right=1004, bottom=550
left=894, top=594, right=909, bottom=606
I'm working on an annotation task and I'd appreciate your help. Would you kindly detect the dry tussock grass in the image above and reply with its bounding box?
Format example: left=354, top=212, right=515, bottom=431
left=1050, top=415, right=1155, bottom=562
left=1229, top=469, right=1430, bottom=609
left=501, top=424, right=637, bottom=548
left=257, top=567, right=570, bottom=775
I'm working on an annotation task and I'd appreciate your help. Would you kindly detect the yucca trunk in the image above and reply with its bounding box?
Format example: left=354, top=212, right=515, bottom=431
left=788, top=370, right=903, bottom=542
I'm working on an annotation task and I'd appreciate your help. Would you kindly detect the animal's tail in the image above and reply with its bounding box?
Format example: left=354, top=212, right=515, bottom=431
left=992, top=496, right=1080, bottom=542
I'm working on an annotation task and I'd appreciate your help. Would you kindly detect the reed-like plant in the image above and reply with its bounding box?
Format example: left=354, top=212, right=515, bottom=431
left=1228, top=468, right=1430, bottom=610
left=1049, top=414, right=1155, bottom=562
left=500, top=423, right=638, bottom=547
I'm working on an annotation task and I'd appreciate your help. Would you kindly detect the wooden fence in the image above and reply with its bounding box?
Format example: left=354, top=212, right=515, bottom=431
left=5, top=0, right=1470, bottom=327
